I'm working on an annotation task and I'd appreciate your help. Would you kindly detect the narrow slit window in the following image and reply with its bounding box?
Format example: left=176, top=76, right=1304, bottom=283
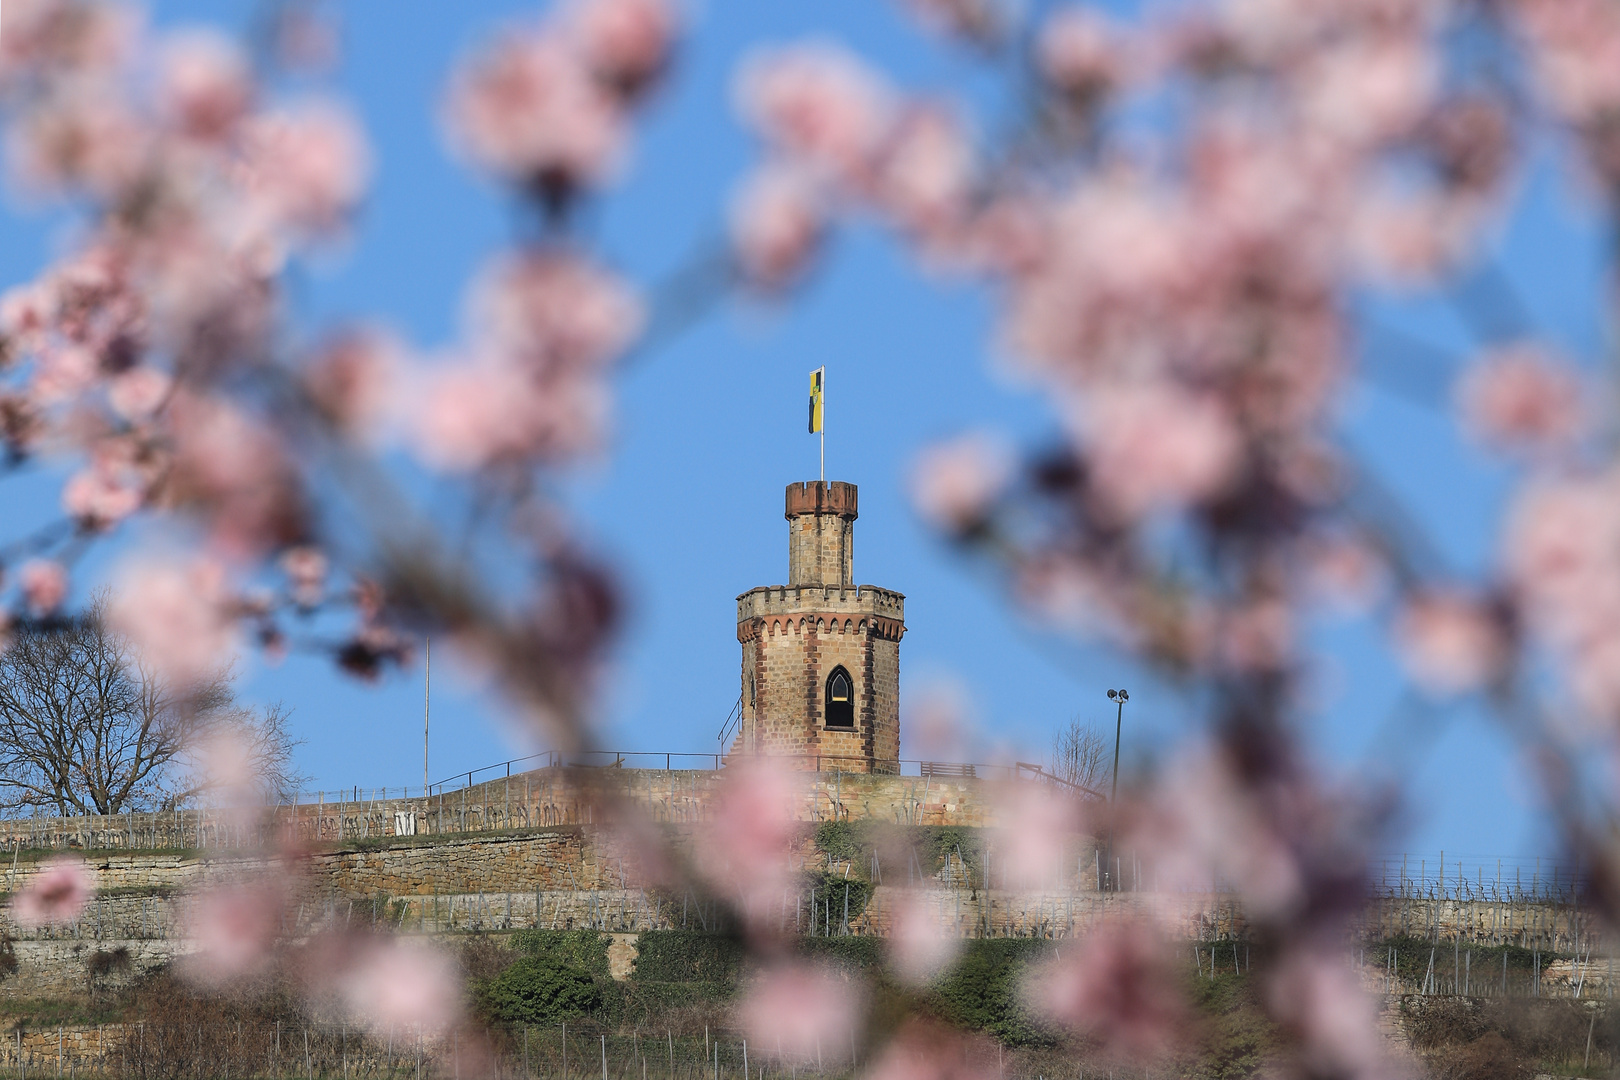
left=825, top=667, right=854, bottom=728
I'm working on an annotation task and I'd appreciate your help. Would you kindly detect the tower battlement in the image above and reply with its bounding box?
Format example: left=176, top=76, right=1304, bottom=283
left=785, top=480, right=858, bottom=519
left=736, top=583, right=905, bottom=617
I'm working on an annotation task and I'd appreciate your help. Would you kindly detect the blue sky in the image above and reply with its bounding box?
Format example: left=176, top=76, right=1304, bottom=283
left=0, top=0, right=1607, bottom=872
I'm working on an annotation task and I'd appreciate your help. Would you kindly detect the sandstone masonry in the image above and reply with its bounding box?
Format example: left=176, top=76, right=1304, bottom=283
left=735, top=482, right=903, bottom=772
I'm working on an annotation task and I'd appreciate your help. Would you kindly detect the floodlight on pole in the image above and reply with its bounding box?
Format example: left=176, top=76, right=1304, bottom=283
left=1107, top=688, right=1128, bottom=805
left=1104, top=687, right=1129, bottom=893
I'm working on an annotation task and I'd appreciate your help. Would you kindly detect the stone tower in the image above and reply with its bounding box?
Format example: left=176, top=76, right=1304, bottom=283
left=734, top=481, right=905, bottom=773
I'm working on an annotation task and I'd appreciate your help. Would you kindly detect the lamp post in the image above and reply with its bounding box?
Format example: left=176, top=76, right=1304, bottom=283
left=1105, top=688, right=1128, bottom=893
left=1107, top=688, right=1129, bottom=804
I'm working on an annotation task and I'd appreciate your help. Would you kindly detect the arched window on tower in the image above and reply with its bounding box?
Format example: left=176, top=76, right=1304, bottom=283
left=825, top=667, right=854, bottom=728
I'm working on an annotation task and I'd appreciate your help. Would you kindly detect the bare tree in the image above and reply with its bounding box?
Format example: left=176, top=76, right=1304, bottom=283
left=1052, top=718, right=1108, bottom=792
left=0, top=600, right=303, bottom=814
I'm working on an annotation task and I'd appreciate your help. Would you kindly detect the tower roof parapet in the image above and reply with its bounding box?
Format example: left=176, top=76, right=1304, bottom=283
left=736, top=583, right=904, bottom=621
left=785, top=481, right=858, bottom=521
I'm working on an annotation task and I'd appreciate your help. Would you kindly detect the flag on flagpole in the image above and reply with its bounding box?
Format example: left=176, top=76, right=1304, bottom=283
left=808, top=367, right=825, bottom=434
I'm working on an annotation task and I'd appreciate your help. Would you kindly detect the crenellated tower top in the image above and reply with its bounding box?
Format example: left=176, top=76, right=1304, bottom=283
left=785, top=481, right=857, bottom=587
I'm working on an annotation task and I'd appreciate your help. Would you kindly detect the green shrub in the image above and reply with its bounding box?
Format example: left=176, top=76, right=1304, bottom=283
left=509, top=929, right=612, bottom=977
left=631, top=931, right=747, bottom=983
left=1187, top=965, right=1280, bottom=1078
left=799, top=936, right=884, bottom=971
left=815, top=821, right=867, bottom=866
left=929, top=939, right=1058, bottom=1047
left=803, top=872, right=873, bottom=928
left=919, top=827, right=982, bottom=876
left=480, top=956, right=602, bottom=1025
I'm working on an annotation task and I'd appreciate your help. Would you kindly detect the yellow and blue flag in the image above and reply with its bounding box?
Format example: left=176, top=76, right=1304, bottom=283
left=809, top=368, right=824, bottom=434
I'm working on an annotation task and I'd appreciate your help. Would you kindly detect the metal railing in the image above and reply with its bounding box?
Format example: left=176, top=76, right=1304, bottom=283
left=421, top=749, right=1108, bottom=796
left=716, top=695, right=743, bottom=757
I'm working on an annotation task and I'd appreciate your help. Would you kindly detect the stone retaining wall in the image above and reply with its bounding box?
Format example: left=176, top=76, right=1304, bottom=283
left=0, top=765, right=1013, bottom=853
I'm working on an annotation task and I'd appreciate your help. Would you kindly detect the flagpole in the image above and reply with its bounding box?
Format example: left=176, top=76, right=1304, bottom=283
left=820, top=371, right=825, bottom=482
left=423, top=637, right=430, bottom=794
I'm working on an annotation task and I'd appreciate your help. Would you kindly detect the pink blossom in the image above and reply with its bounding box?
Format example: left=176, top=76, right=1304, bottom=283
left=1350, top=191, right=1470, bottom=283
left=107, top=366, right=172, bottom=420
left=120, top=218, right=275, bottom=357
left=1504, top=474, right=1620, bottom=647
left=902, top=681, right=977, bottom=763
left=1191, top=121, right=1339, bottom=267
left=240, top=102, right=370, bottom=237
left=18, top=559, right=68, bottom=616
left=564, top=0, right=678, bottom=97
left=1218, top=0, right=1441, bottom=62
left=31, top=342, right=97, bottom=402
left=1457, top=344, right=1585, bottom=452
left=5, top=85, right=152, bottom=198
left=413, top=357, right=541, bottom=471
left=909, top=433, right=1011, bottom=533
left=873, top=104, right=975, bottom=239
left=1056, top=170, right=1185, bottom=304
left=1218, top=598, right=1294, bottom=674
left=1570, top=633, right=1620, bottom=721
left=735, top=42, right=895, bottom=189
left=738, top=962, right=859, bottom=1060
left=302, top=328, right=406, bottom=442
left=157, top=29, right=253, bottom=142
left=964, top=194, right=1051, bottom=277
left=0, top=283, right=54, bottom=347
left=886, top=889, right=960, bottom=984
left=1395, top=591, right=1507, bottom=696
left=1038, top=7, right=1123, bottom=100
left=1011, top=553, right=1123, bottom=641
left=992, top=781, right=1079, bottom=889
left=0, top=0, right=141, bottom=79
left=445, top=26, right=625, bottom=192
left=12, top=857, right=92, bottom=927
left=192, top=722, right=268, bottom=804
left=413, top=351, right=607, bottom=470
left=1003, top=174, right=1190, bottom=372
left=470, top=250, right=643, bottom=370
left=182, top=881, right=284, bottom=984
left=280, top=546, right=328, bottom=609
left=1129, top=747, right=1305, bottom=919
left=1268, top=946, right=1389, bottom=1079
left=334, top=938, right=462, bottom=1037
left=1513, top=0, right=1620, bottom=125
left=1079, top=382, right=1243, bottom=521
left=1295, top=33, right=1437, bottom=148
left=109, top=555, right=238, bottom=686
left=62, top=454, right=144, bottom=529
left=1302, top=533, right=1390, bottom=614
left=730, top=164, right=826, bottom=288
left=1033, top=917, right=1186, bottom=1062
left=691, top=759, right=801, bottom=922
left=1502, top=474, right=1620, bottom=720
left=164, top=393, right=303, bottom=556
